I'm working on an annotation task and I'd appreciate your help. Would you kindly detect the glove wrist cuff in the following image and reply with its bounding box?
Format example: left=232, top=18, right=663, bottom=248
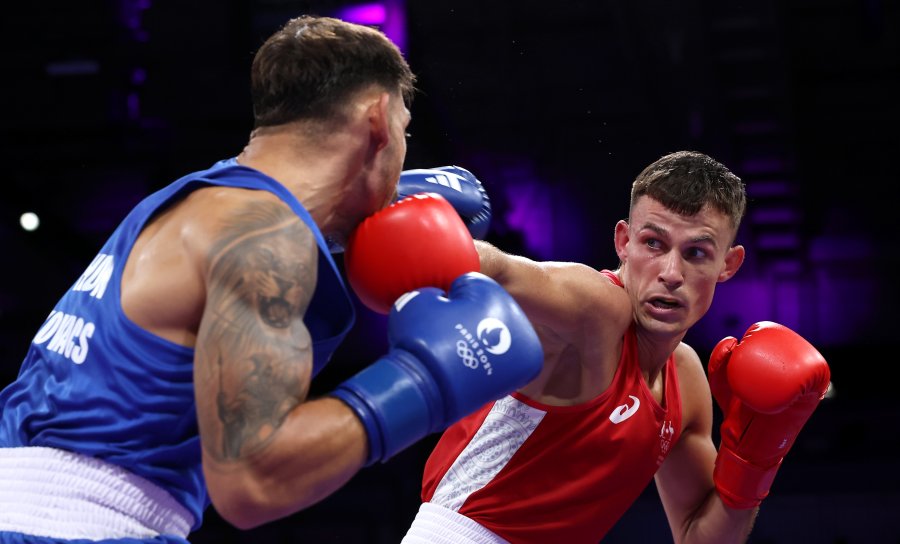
left=713, top=446, right=781, bottom=509
left=331, top=351, right=442, bottom=466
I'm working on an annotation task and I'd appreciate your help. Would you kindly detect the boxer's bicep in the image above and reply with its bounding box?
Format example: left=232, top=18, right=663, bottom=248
left=194, top=199, right=317, bottom=463
left=496, top=258, right=626, bottom=344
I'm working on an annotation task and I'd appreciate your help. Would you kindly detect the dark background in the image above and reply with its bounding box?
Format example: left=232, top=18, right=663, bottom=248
left=1, top=0, right=899, bottom=542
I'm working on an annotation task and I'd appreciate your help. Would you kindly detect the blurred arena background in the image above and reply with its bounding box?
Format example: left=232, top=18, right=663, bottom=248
left=1, top=1, right=898, bottom=542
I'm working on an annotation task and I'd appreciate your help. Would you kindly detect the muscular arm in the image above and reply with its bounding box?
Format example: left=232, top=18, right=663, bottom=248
left=475, top=240, right=631, bottom=342
left=194, top=198, right=366, bottom=529
left=655, top=344, right=757, bottom=544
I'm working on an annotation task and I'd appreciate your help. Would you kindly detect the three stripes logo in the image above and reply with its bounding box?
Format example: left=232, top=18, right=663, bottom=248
left=403, top=169, right=465, bottom=193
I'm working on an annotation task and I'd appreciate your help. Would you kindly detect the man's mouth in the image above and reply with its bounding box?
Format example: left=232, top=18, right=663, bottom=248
left=649, top=297, right=681, bottom=310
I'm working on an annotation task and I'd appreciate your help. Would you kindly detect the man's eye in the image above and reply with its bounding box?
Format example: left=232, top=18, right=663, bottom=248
left=686, top=248, right=708, bottom=260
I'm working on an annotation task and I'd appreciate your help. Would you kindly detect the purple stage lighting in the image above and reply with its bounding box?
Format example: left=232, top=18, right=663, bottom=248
left=338, top=3, right=386, bottom=24
left=336, top=2, right=406, bottom=53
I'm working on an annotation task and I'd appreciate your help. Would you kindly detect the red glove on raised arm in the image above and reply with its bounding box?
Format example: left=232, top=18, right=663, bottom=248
left=708, top=321, right=830, bottom=509
left=345, top=193, right=480, bottom=314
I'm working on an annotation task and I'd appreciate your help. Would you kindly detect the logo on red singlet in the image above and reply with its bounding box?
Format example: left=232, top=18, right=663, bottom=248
left=609, top=395, right=640, bottom=424
left=657, top=420, right=676, bottom=465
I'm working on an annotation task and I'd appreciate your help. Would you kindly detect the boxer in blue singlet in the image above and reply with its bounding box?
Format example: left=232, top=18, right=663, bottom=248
left=0, top=16, right=541, bottom=543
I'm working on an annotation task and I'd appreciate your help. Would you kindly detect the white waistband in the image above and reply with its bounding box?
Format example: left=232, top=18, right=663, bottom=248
left=401, top=503, right=510, bottom=544
left=0, top=446, right=193, bottom=540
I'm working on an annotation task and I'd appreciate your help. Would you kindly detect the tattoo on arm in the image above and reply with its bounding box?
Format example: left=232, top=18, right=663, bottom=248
left=198, top=199, right=318, bottom=461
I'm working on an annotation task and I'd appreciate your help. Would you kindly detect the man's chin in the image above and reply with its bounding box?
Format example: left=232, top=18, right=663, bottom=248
left=638, top=312, right=689, bottom=338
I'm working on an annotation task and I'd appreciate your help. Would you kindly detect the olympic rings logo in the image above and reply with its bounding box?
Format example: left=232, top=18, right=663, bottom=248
left=456, top=340, right=479, bottom=369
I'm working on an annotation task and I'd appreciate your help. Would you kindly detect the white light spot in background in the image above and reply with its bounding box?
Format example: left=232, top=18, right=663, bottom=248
left=20, top=212, right=40, bottom=231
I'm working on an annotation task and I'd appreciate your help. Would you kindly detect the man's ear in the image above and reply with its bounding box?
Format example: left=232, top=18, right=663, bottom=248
left=718, top=244, right=745, bottom=282
left=613, top=220, right=630, bottom=263
left=367, top=92, right=392, bottom=153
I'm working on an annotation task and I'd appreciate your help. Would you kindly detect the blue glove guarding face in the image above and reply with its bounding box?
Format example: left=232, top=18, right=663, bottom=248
left=331, top=272, right=542, bottom=465
left=396, top=166, right=492, bottom=239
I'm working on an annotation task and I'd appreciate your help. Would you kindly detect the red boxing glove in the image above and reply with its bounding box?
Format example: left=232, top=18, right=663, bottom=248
left=708, top=321, right=830, bottom=509
left=345, top=193, right=480, bottom=314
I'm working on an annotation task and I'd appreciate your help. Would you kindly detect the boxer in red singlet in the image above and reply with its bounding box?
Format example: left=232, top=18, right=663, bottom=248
left=401, top=151, right=830, bottom=544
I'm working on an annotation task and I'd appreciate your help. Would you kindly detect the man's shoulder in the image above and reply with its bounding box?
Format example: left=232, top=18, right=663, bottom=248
left=169, top=185, right=313, bottom=266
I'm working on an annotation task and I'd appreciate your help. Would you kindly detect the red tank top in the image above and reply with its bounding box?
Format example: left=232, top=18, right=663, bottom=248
left=420, top=271, right=682, bottom=543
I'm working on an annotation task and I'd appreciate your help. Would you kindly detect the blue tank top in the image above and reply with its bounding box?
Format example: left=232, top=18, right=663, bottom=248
left=0, top=158, right=355, bottom=529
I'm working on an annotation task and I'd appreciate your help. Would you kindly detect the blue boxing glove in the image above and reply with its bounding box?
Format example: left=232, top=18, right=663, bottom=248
left=397, top=166, right=492, bottom=239
left=331, top=272, right=542, bottom=465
